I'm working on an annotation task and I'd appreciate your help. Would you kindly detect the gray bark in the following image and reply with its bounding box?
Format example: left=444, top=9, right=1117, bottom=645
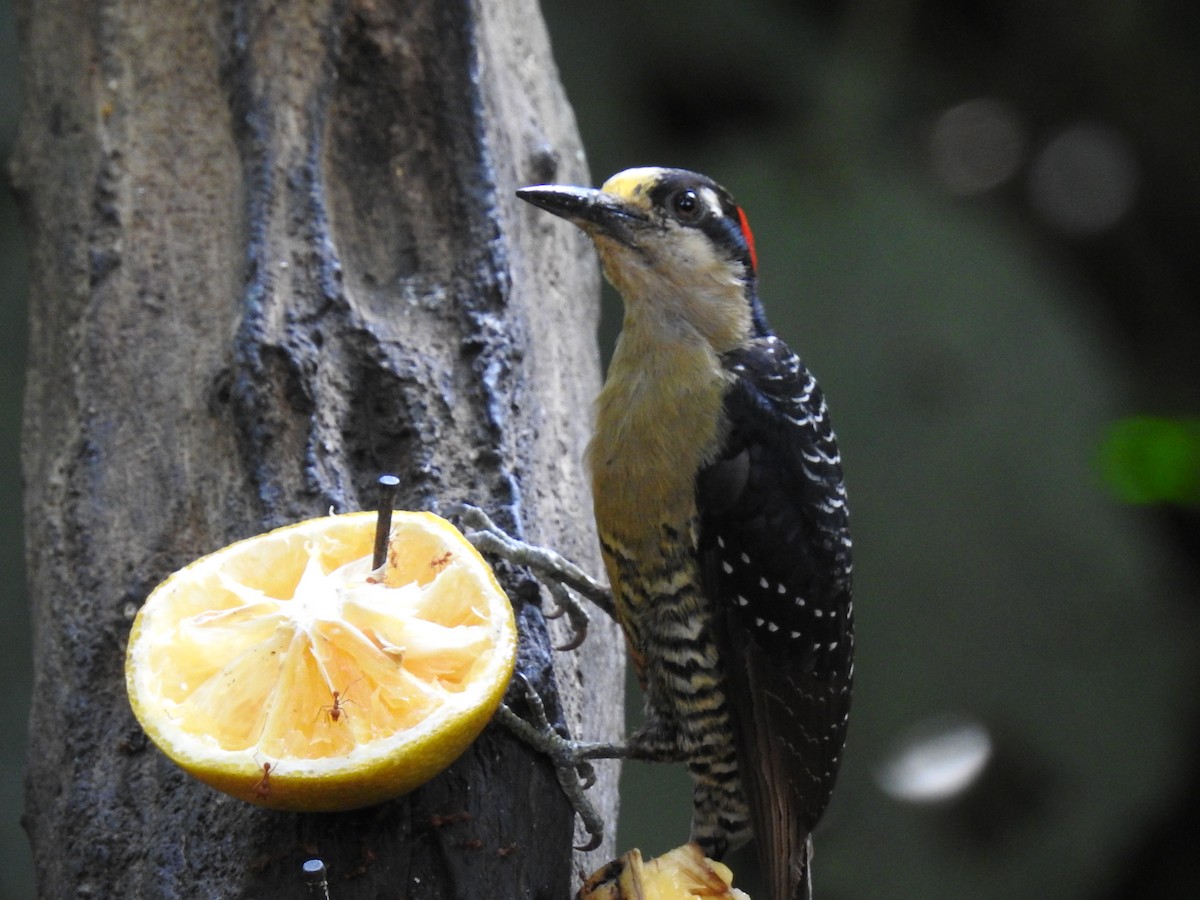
left=13, top=0, right=622, bottom=896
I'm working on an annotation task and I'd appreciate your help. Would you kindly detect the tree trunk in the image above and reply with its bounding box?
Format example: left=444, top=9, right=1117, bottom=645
left=13, top=0, right=622, bottom=896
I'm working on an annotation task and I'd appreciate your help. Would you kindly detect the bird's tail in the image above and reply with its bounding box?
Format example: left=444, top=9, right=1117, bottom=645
left=791, top=833, right=813, bottom=900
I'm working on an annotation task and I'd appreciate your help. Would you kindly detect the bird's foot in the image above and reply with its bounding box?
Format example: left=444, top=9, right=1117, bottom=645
left=497, top=673, right=634, bottom=851
left=454, top=504, right=615, bottom=651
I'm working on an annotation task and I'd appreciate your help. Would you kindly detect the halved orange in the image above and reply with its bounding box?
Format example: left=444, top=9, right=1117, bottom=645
left=124, top=510, right=516, bottom=811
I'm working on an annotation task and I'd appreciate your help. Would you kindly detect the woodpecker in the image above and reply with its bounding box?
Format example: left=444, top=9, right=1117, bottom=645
left=513, top=167, right=853, bottom=900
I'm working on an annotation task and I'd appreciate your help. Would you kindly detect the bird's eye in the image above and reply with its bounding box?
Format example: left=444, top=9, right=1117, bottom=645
left=670, top=189, right=702, bottom=222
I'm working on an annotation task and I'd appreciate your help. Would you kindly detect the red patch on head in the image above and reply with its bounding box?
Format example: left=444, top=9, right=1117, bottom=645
left=736, top=206, right=758, bottom=273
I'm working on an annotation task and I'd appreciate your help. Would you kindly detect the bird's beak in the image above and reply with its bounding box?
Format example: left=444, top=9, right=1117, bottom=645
left=516, top=184, right=646, bottom=247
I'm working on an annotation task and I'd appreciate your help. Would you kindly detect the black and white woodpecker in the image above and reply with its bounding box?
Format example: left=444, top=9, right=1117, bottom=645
left=480, top=167, right=853, bottom=900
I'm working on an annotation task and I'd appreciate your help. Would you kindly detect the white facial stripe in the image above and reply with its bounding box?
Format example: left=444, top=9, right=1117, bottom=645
left=697, top=186, right=723, bottom=218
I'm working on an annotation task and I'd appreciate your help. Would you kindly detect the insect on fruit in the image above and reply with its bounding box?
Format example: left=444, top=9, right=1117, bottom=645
left=253, top=761, right=274, bottom=798
left=318, top=677, right=364, bottom=725
left=429, top=551, right=454, bottom=572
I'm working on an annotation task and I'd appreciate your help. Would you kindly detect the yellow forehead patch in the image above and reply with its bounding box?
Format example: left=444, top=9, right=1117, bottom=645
left=600, top=167, right=666, bottom=207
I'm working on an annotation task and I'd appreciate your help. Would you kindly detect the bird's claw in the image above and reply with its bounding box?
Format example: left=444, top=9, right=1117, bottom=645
left=455, top=505, right=617, bottom=848
left=543, top=579, right=591, bottom=651
left=453, top=503, right=615, bottom=650
left=495, top=673, right=607, bottom=851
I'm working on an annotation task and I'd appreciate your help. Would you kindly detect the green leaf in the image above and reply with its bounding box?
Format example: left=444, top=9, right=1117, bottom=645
left=1100, top=416, right=1200, bottom=506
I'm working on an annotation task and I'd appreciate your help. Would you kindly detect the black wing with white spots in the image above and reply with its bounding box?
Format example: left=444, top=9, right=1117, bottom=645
left=698, top=333, right=853, bottom=898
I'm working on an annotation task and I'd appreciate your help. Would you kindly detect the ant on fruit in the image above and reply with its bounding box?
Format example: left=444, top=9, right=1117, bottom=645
left=318, top=676, right=364, bottom=725
left=253, top=760, right=274, bottom=798
left=429, top=551, right=454, bottom=571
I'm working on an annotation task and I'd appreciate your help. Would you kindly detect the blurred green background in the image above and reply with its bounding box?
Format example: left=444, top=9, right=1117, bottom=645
left=4, top=1, right=1200, bottom=897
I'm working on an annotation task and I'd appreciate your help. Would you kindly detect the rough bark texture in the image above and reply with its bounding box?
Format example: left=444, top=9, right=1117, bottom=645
left=13, top=0, right=622, bottom=896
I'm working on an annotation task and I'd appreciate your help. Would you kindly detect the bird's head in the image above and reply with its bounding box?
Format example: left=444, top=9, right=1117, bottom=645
left=518, top=167, right=767, bottom=351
